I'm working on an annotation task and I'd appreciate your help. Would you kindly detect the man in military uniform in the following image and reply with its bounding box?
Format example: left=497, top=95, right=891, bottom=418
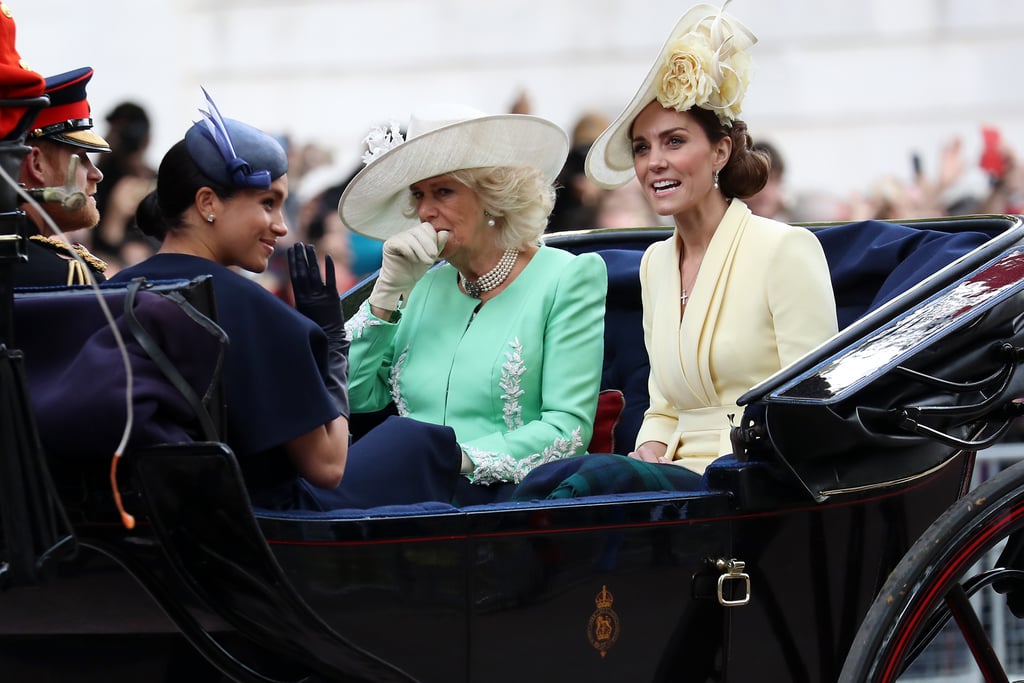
left=16, top=66, right=111, bottom=286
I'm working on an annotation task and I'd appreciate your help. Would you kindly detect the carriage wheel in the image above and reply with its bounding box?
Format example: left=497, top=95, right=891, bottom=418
left=839, top=458, right=1024, bottom=683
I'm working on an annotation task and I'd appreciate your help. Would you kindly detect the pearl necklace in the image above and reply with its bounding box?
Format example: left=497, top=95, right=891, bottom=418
left=460, top=248, right=519, bottom=298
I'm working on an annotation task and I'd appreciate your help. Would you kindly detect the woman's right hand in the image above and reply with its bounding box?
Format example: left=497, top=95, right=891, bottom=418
left=629, top=440, right=669, bottom=463
left=369, top=222, right=450, bottom=314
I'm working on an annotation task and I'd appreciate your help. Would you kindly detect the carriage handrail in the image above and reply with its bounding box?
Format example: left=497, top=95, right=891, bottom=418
left=899, top=406, right=1021, bottom=451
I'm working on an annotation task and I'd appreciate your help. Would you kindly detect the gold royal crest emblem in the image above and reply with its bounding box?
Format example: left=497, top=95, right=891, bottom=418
left=586, top=584, right=620, bottom=658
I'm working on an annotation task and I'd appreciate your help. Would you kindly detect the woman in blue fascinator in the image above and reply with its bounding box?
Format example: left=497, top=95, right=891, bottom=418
left=110, top=91, right=350, bottom=511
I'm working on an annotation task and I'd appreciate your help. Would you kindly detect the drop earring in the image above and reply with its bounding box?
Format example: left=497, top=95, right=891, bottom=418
left=713, top=170, right=720, bottom=190
left=484, top=210, right=496, bottom=228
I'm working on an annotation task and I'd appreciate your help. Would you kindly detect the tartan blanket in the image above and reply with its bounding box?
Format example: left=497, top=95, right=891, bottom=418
left=511, top=453, right=703, bottom=501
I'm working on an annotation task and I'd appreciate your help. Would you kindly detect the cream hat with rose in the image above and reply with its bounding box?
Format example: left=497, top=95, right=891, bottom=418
left=585, top=1, right=757, bottom=189
left=339, top=104, right=569, bottom=241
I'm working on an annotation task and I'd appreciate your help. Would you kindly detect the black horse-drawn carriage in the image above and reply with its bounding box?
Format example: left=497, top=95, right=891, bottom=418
left=4, top=98, right=1024, bottom=683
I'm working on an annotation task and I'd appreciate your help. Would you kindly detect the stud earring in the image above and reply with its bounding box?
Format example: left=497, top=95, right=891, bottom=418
left=713, top=170, right=720, bottom=190
left=484, top=210, right=496, bottom=228
left=206, top=214, right=215, bottom=223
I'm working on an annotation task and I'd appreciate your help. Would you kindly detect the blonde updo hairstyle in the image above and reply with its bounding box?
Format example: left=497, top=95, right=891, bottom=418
left=404, top=166, right=556, bottom=250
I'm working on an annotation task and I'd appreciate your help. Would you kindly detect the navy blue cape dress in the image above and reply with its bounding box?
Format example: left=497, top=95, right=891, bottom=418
left=112, top=253, right=339, bottom=509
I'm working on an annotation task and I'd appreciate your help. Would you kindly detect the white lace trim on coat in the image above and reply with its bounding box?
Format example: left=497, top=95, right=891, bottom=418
left=465, top=427, right=585, bottom=485
left=389, top=344, right=410, bottom=416
left=346, top=300, right=385, bottom=339
left=500, top=338, right=525, bottom=431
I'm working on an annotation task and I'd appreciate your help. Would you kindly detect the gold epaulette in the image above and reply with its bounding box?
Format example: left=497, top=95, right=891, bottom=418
left=29, top=234, right=108, bottom=273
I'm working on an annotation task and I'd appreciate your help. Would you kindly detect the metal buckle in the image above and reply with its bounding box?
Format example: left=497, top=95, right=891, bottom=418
left=716, top=558, right=751, bottom=607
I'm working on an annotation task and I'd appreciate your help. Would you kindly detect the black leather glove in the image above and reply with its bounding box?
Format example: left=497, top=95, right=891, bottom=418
left=288, top=243, right=350, bottom=418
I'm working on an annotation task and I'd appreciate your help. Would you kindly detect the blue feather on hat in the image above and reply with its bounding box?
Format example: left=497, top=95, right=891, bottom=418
left=184, top=89, right=286, bottom=190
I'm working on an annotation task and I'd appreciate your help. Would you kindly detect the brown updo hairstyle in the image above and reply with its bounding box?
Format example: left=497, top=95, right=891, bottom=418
left=687, top=106, right=770, bottom=200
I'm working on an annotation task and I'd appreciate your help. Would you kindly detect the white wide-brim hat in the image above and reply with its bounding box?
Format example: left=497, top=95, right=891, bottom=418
left=339, top=104, right=570, bottom=241
left=585, top=2, right=756, bottom=190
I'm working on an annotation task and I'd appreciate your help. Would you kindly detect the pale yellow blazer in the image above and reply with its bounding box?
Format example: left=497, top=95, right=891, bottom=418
left=635, top=199, right=838, bottom=473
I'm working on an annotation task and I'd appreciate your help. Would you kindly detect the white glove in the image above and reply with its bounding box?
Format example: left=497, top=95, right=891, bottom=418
left=368, top=222, right=450, bottom=312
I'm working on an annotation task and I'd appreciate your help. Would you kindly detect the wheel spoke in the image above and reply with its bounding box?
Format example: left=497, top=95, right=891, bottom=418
left=839, top=463, right=1024, bottom=683
left=903, top=568, right=1024, bottom=667
left=946, top=583, right=1010, bottom=683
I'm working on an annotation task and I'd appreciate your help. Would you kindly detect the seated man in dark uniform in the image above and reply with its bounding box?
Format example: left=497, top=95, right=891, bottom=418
left=16, top=66, right=110, bottom=286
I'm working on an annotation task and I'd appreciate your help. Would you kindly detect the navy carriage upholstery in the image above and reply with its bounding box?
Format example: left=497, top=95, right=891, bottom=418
left=818, top=220, right=993, bottom=329
left=591, top=249, right=648, bottom=454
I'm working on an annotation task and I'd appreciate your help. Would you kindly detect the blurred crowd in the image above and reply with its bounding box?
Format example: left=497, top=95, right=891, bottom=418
left=76, top=96, right=1024, bottom=300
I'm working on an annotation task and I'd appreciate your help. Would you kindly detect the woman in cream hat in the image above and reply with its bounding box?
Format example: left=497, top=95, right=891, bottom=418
left=586, top=1, right=837, bottom=474
left=326, top=104, right=607, bottom=507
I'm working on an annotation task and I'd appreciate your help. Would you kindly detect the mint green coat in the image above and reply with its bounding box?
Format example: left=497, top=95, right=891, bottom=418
left=346, top=246, right=608, bottom=485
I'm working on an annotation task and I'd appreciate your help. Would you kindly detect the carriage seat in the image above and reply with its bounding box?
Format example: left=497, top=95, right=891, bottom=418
left=816, top=219, right=993, bottom=329
left=15, top=278, right=226, bottom=463
left=588, top=249, right=649, bottom=455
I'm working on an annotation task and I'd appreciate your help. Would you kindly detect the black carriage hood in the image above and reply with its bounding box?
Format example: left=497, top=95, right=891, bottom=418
left=734, top=216, right=1024, bottom=501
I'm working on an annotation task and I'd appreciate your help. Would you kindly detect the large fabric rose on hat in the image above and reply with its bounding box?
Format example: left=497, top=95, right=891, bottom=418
left=655, top=31, right=716, bottom=115
left=654, top=17, right=754, bottom=127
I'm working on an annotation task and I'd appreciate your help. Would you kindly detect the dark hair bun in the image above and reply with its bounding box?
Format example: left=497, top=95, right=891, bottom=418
left=720, top=120, right=770, bottom=199
left=134, top=191, right=170, bottom=241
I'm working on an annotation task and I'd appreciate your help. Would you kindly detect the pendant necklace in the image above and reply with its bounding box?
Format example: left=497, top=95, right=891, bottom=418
left=680, top=271, right=698, bottom=305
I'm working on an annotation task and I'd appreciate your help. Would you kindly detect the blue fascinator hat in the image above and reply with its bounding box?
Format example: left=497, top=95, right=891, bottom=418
left=184, top=88, right=287, bottom=190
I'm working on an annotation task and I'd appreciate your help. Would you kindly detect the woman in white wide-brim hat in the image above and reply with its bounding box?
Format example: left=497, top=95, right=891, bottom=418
left=586, top=1, right=838, bottom=474
left=320, top=104, right=608, bottom=508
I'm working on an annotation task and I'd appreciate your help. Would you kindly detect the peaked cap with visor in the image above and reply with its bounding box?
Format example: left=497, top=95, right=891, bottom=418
left=29, top=67, right=111, bottom=153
